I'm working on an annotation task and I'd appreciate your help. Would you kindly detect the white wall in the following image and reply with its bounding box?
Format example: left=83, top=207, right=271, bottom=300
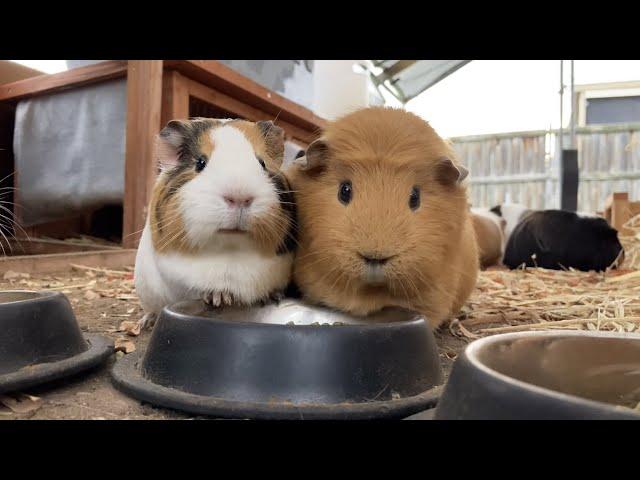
left=312, top=60, right=369, bottom=120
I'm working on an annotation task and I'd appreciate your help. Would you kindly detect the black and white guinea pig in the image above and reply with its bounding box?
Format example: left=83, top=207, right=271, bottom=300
left=489, top=203, right=532, bottom=243
left=134, top=117, right=297, bottom=329
left=501, top=209, right=624, bottom=272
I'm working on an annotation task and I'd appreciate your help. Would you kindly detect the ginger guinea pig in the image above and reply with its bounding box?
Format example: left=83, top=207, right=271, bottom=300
left=285, top=107, right=479, bottom=329
left=470, top=207, right=506, bottom=269
left=134, top=117, right=296, bottom=329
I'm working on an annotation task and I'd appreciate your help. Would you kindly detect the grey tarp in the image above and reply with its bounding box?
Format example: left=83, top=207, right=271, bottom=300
left=13, top=65, right=307, bottom=226
left=13, top=79, right=127, bottom=226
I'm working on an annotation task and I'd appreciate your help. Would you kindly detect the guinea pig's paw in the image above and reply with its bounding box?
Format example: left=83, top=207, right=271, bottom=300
left=269, top=290, right=285, bottom=304
left=137, top=312, right=158, bottom=331
left=202, top=291, right=224, bottom=308
left=258, top=291, right=285, bottom=307
left=221, top=291, right=235, bottom=306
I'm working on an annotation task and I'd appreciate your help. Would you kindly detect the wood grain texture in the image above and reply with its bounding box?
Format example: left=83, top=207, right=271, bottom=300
left=0, top=60, right=128, bottom=102
left=122, top=61, right=163, bottom=249
left=165, top=60, right=325, bottom=132
left=0, top=249, right=136, bottom=274
left=161, top=70, right=190, bottom=126
left=186, top=79, right=317, bottom=145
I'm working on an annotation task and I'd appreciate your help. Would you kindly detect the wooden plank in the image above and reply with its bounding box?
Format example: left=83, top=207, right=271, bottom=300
left=165, top=61, right=326, bottom=132
left=0, top=60, right=128, bottom=102
left=610, top=192, right=631, bottom=234
left=186, top=80, right=318, bottom=145
left=6, top=238, right=120, bottom=255
left=0, top=249, right=136, bottom=275
left=161, top=70, right=190, bottom=126
left=0, top=61, right=44, bottom=85
left=122, top=61, right=163, bottom=249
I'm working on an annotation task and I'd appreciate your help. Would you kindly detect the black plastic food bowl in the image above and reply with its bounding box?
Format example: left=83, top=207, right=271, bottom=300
left=112, top=299, right=443, bottom=419
left=0, top=290, right=114, bottom=393
left=433, top=330, right=640, bottom=420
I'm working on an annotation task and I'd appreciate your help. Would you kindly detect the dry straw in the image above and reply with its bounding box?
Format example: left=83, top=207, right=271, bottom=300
left=451, top=213, right=640, bottom=338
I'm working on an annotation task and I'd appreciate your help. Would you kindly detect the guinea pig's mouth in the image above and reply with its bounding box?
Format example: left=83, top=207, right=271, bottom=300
left=362, top=264, right=388, bottom=286
left=217, top=228, right=247, bottom=234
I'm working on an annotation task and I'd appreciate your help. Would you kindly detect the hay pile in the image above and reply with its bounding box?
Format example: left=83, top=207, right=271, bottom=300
left=451, top=214, right=640, bottom=338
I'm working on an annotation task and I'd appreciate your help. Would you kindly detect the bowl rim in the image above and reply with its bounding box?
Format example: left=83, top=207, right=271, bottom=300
left=0, top=334, right=114, bottom=394
left=464, top=330, right=640, bottom=416
left=163, top=301, right=428, bottom=330
left=112, top=351, right=442, bottom=419
left=0, top=290, right=61, bottom=306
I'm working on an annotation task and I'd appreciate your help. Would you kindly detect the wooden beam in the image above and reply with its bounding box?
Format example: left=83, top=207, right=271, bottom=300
left=122, top=61, right=163, bottom=249
left=610, top=192, right=632, bottom=235
left=186, top=79, right=318, bottom=145
left=161, top=70, right=190, bottom=126
left=165, top=60, right=325, bottom=132
left=0, top=249, right=136, bottom=275
left=0, top=60, right=128, bottom=102
left=6, top=238, right=121, bottom=255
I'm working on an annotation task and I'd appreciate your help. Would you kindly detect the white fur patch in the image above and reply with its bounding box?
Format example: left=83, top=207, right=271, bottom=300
left=498, top=203, right=530, bottom=242
left=135, top=220, right=293, bottom=316
left=134, top=123, right=292, bottom=319
left=178, top=125, right=280, bottom=249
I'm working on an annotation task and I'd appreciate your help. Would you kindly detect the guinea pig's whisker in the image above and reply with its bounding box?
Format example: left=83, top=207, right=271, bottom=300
left=297, top=252, right=336, bottom=270
left=0, top=171, right=16, bottom=185
left=394, top=270, right=419, bottom=298
left=0, top=205, right=31, bottom=243
left=257, top=211, right=297, bottom=242
left=327, top=267, right=349, bottom=294
left=157, top=228, right=186, bottom=252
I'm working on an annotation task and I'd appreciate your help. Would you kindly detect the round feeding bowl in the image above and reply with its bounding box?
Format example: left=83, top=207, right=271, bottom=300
left=434, top=330, right=640, bottom=420
left=112, top=299, right=443, bottom=419
left=0, top=290, right=114, bottom=393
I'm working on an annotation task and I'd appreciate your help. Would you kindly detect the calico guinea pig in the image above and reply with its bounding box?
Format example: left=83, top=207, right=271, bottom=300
left=134, top=117, right=297, bottom=329
left=284, top=107, right=479, bottom=329
left=502, top=209, right=624, bottom=272
left=470, top=207, right=506, bottom=269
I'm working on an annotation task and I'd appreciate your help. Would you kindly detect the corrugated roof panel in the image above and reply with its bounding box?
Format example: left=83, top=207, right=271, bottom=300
left=373, top=60, right=470, bottom=103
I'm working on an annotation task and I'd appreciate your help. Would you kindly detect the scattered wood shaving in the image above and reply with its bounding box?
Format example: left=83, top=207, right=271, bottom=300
left=114, top=337, right=136, bottom=353
left=0, top=393, right=43, bottom=414
left=84, top=290, right=100, bottom=301
left=3, top=270, right=30, bottom=280
left=117, top=320, right=141, bottom=336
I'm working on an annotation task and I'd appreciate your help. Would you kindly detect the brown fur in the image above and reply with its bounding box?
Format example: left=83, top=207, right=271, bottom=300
left=471, top=212, right=505, bottom=269
left=149, top=118, right=291, bottom=255
left=286, top=107, right=479, bottom=329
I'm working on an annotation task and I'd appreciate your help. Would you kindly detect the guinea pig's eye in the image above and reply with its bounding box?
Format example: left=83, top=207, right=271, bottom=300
left=409, top=186, right=421, bottom=210
left=338, top=181, right=352, bottom=205
left=195, top=155, right=208, bottom=173
left=257, top=156, right=266, bottom=170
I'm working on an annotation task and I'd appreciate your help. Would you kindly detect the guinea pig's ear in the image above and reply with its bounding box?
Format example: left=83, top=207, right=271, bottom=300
left=257, top=120, right=285, bottom=168
left=156, top=120, right=190, bottom=171
left=293, top=138, right=330, bottom=174
left=435, top=156, right=469, bottom=187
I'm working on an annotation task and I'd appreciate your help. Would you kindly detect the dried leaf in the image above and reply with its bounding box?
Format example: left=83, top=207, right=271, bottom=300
left=84, top=290, right=100, bottom=301
left=0, top=393, right=43, bottom=414
left=118, top=320, right=141, bottom=337
left=114, top=338, right=136, bottom=354
left=3, top=270, right=30, bottom=280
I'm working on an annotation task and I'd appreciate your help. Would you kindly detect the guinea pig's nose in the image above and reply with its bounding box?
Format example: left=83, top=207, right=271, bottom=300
left=359, top=253, right=392, bottom=265
left=224, top=195, right=254, bottom=208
